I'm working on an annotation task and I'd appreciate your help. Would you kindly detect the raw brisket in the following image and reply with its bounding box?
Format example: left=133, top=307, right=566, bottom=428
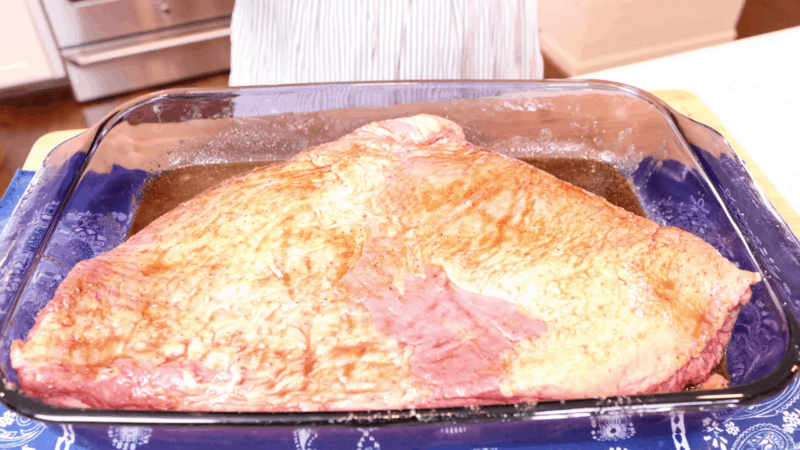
left=11, top=114, right=760, bottom=411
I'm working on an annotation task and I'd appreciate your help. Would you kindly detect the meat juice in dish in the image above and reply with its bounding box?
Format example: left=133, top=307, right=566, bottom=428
left=129, top=158, right=645, bottom=237
left=10, top=114, right=760, bottom=411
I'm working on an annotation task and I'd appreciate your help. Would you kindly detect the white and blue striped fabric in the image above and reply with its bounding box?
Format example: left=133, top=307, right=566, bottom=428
left=229, top=0, right=544, bottom=86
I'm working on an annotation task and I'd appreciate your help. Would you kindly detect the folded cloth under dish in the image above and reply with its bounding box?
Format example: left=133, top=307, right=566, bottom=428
left=0, top=170, right=35, bottom=234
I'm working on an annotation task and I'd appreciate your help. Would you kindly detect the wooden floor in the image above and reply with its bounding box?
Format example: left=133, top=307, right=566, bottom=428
left=2, top=0, right=799, bottom=194
left=736, top=0, right=800, bottom=38
left=0, top=73, right=230, bottom=193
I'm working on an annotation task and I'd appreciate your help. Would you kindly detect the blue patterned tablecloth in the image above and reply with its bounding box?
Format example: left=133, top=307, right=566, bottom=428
left=1, top=171, right=90, bottom=450
left=2, top=169, right=799, bottom=450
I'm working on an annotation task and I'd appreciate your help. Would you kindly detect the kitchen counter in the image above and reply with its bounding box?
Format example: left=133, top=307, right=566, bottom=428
left=577, top=25, right=800, bottom=233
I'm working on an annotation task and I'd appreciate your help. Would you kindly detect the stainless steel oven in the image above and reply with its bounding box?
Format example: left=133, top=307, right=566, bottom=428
left=38, top=0, right=234, bottom=102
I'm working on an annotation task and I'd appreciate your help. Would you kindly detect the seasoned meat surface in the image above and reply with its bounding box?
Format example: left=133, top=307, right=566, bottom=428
left=11, top=114, right=760, bottom=411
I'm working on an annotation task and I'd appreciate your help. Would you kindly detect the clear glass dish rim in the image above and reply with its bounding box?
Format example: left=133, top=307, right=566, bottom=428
left=1, top=79, right=798, bottom=427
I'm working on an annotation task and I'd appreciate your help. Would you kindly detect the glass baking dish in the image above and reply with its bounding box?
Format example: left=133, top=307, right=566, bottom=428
left=1, top=81, right=799, bottom=450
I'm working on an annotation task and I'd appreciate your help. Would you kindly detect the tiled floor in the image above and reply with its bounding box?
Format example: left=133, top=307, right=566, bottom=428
left=1, top=0, right=799, bottom=194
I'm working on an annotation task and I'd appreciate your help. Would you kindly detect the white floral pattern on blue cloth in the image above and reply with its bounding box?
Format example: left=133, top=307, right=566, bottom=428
left=0, top=408, right=86, bottom=450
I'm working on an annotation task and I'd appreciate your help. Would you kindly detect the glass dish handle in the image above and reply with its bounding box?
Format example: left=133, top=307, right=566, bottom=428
left=675, top=114, right=800, bottom=324
left=0, top=135, right=90, bottom=332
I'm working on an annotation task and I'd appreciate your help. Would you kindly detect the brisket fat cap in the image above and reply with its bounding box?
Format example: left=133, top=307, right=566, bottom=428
left=10, top=114, right=760, bottom=411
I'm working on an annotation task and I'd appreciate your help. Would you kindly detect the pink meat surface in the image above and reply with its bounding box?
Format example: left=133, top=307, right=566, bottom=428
left=344, top=263, right=545, bottom=405
left=10, top=114, right=760, bottom=411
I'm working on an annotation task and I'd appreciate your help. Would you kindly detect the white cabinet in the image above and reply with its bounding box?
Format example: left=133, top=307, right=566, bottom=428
left=539, top=0, right=746, bottom=76
left=0, top=0, right=65, bottom=93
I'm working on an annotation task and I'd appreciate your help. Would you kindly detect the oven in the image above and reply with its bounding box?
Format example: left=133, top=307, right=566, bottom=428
left=38, top=0, right=234, bottom=102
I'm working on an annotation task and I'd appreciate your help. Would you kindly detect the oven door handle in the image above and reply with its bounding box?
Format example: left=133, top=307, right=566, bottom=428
left=66, top=26, right=230, bottom=67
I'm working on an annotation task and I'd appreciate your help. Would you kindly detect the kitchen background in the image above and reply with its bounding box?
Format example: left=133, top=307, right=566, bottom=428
left=1, top=0, right=799, bottom=196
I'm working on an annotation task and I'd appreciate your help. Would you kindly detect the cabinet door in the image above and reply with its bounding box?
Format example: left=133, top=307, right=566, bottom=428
left=0, top=0, right=65, bottom=91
